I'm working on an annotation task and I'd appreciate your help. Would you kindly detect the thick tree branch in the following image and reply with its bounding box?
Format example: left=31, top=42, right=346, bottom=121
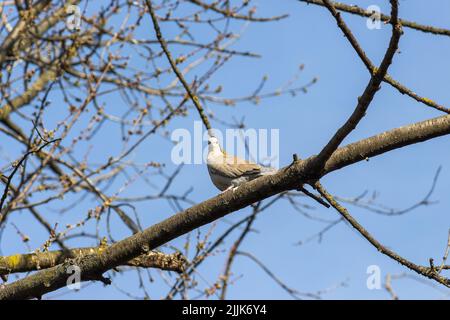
left=1, top=112, right=450, bottom=299
left=322, top=114, right=450, bottom=175
left=0, top=248, right=186, bottom=276
left=188, top=0, right=289, bottom=22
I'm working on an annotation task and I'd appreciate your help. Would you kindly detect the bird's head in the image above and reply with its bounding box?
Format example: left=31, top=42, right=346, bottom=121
left=207, top=136, right=221, bottom=154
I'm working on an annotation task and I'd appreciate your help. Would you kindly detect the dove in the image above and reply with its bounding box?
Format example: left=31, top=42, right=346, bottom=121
left=206, top=136, right=277, bottom=192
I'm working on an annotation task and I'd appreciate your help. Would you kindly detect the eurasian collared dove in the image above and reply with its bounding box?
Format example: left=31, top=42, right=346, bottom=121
left=206, top=136, right=276, bottom=192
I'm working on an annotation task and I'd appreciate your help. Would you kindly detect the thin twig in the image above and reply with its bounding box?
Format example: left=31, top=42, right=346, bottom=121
left=314, top=181, right=450, bottom=288
left=146, top=0, right=212, bottom=131
left=0, top=137, right=60, bottom=214
left=310, top=0, right=402, bottom=174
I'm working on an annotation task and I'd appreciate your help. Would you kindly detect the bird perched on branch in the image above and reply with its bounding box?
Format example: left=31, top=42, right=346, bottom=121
left=206, top=136, right=277, bottom=192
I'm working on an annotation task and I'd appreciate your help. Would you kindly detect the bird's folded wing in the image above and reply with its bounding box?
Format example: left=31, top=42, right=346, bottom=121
left=208, top=162, right=261, bottom=179
left=209, top=153, right=262, bottom=178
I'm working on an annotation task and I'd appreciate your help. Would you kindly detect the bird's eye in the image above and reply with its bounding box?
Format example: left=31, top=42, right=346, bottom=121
left=208, top=141, right=211, bottom=145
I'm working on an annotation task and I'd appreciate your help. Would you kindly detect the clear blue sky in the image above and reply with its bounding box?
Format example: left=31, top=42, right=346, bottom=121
left=2, top=0, right=450, bottom=299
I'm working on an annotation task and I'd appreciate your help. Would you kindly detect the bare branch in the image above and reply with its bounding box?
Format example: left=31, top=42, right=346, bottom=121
left=314, top=182, right=450, bottom=288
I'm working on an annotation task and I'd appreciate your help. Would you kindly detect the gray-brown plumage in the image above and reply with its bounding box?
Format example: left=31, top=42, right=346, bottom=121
left=206, top=136, right=276, bottom=192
